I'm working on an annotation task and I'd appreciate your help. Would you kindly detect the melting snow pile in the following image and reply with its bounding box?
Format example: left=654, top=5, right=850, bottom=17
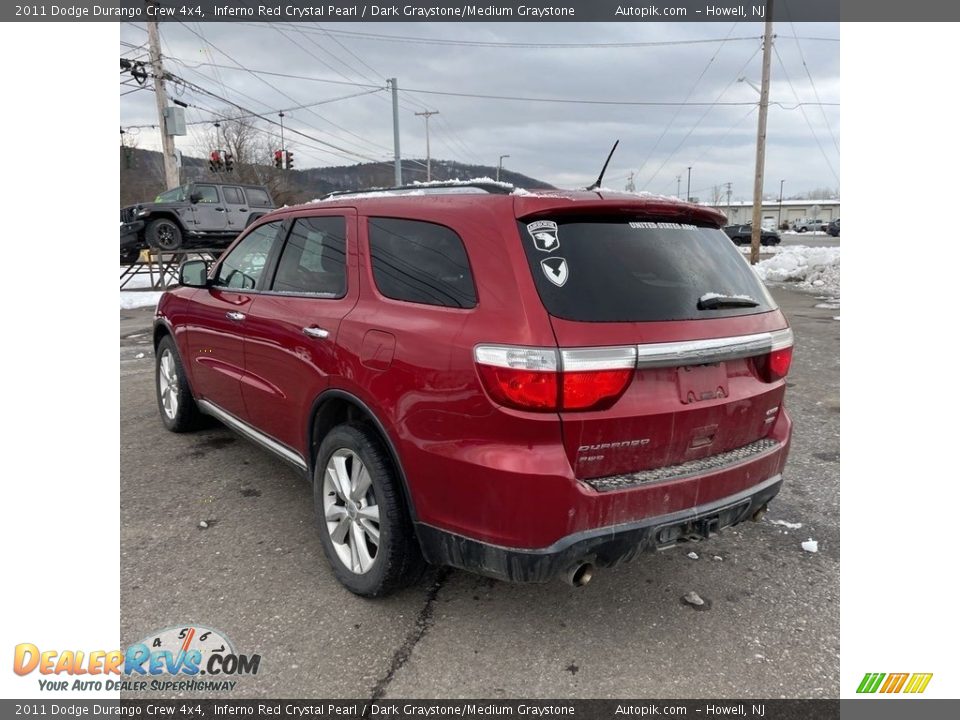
left=752, top=246, right=840, bottom=296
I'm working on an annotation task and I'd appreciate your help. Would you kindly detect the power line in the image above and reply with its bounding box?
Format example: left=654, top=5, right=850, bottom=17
left=641, top=45, right=762, bottom=190
left=635, top=22, right=743, bottom=181
left=772, top=44, right=840, bottom=185
left=282, top=25, right=764, bottom=49
left=174, top=23, right=395, bottom=160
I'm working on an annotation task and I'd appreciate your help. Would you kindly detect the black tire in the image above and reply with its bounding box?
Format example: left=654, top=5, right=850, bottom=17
left=314, top=424, right=425, bottom=597
left=798, top=227, right=807, bottom=233
left=155, top=335, right=203, bottom=433
left=120, top=246, right=141, bottom=265
left=146, top=218, right=183, bottom=251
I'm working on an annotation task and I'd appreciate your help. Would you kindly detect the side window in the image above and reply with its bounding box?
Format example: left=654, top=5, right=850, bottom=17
left=368, top=218, right=477, bottom=309
left=193, top=185, right=220, bottom=203
left=245, top=187, right=273, bottom=208
left=222, top=186, right=245, bottom=205
left=215, top=222, right=281, bottom=290
left=272, top=217, right=347, bottom=297
left=155, top=186, right=185, bottom=203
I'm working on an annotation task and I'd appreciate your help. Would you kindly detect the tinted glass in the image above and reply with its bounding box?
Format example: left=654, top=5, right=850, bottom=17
left=194, top=185, right=219, bottom=203
left=155, top=186, right=185, bottom=202
left=518, top=219, right=775, bottom=322
left=245, top=188, right=272, bottom=207
left=368, top=218, right=476, bottom=308
left=272, top=217, right=347, bottom=297
left=222, top=186, right=245, bottom=205
left=215, top=222, right=281, bottom=290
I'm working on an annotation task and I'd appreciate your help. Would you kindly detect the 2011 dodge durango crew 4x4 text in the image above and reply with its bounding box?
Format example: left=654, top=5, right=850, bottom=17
left=153, top=183, right=794, bottom=596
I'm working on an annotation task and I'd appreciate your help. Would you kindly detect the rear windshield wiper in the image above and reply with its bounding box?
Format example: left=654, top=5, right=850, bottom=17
left=697, top=293, right=760, bottom=310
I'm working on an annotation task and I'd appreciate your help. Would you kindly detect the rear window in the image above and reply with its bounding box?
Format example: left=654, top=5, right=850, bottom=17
left=518, top=219, right=775, bottom=322
left=245, top=187, right=272, bottom=207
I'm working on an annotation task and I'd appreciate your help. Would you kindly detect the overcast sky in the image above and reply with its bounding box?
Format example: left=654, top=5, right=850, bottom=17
left=119, top=21, right=839, bottom=199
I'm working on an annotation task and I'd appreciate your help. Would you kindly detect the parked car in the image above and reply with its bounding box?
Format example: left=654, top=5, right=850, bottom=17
left=154, top=183, right=794, bottom=596
left=827, top=218, right=840, bottom=237
left=791, top=218, right=827, bottom=233
left=723, top=223, right=781, bottom=246
left=120, top=182, right=275, bottom=263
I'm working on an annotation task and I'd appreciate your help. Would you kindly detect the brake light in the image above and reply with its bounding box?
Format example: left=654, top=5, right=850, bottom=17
left=474, top=345, right=636, bottom=412
left=758, top=345, right=793, bottom=382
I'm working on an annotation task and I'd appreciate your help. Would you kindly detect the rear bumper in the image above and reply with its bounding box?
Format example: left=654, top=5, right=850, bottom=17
left=417, top=473, right=782, bottom=583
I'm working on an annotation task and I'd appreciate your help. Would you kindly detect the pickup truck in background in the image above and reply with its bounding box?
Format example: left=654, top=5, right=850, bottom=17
left=120, top=182, right=275, bottom=264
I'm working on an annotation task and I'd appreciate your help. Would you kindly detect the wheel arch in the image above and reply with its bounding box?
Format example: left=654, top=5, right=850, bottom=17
left=144, top=211, right=187, bottom=231
left=307, top=390, right=420, bottom=526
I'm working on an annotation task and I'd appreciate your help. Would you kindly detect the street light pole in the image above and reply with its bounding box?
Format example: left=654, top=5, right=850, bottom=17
left=778, top=179, right=785, bottom=229
left=677, top=175, right=681, bottom=198
left=497, top=154, right=510, bottom=182
left=414, top=110, right=439, bottom=181
left=686, top=166, right=692, bottom=202
left=749, top=0, right=775, bottom=265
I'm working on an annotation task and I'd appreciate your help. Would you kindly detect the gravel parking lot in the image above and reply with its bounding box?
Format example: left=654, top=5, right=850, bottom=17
left=119, top=284, right=839, bottom=699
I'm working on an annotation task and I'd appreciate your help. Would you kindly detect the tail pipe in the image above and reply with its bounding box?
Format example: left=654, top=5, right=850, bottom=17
left=562, top=562, right=595, bottom=587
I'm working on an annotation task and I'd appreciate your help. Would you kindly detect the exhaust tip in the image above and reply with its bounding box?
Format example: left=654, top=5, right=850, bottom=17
left=752, top=504, right=769, bottom=522
left=563, top=562, right=595, bottom=587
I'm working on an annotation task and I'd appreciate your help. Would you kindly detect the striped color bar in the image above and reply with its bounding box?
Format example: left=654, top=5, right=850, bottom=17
left=857, top=672, right=932, bottom=694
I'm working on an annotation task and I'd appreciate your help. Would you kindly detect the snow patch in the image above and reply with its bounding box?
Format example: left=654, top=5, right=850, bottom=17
left=801, top=539, right=819, bottom=553
left=120, top=291, right=164, bottom=309
left=753, top=245, right=840, bottom=296
left=770, top=519, right=803, bottom=530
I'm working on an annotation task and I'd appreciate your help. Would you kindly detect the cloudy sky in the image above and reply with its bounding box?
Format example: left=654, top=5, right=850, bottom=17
left=119, top=21, right=839, bottom=199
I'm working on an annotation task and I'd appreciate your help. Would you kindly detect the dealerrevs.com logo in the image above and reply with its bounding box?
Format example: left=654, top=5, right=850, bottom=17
left=13, top=624, right=261, bottom=692
left=856, top=672, right=933, bottom=694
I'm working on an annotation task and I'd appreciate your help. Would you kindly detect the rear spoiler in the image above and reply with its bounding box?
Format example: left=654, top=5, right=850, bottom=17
left=513, top=194, right=727, bottom=228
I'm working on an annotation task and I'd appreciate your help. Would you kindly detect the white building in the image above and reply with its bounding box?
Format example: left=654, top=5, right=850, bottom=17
left=710, top=199, right=840, bottom=228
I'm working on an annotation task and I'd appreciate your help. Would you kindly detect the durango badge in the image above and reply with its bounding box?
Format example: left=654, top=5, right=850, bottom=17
left=527, top=220, right=560, bottom=252
left=540, top=257, right=569, bottom=287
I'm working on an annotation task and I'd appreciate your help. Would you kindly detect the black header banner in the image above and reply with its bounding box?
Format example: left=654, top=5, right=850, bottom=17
left=7, top=0, right=959, bottom=23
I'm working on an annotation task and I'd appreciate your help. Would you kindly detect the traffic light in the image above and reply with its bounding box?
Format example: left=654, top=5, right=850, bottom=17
left=224, top=152, right=234, bottom=173
left=274, top=150, right=283, bottom=169
left=209, top=150, right=223, bottom=173
left=285, top=150, right=294, bottom=170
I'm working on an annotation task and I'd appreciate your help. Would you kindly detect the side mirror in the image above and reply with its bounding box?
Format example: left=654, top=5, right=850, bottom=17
left=179, top=260, right=209, bottom=288
left=189, top=192, right=202, bottom=204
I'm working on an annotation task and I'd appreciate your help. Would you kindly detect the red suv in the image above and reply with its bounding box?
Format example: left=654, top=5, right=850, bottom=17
left=154, top=183, right=793, bottom=596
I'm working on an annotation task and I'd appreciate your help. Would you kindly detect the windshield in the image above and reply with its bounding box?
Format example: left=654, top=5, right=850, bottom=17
left=155, top=186, right=185, bottom=203
left=518, top=219, right=776, bottom=322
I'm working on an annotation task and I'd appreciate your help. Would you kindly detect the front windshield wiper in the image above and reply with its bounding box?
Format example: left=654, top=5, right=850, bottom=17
left=697, top=293, right=760, bottom=310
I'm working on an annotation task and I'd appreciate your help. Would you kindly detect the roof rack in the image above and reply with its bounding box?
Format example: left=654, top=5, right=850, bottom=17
left=321, top=180, right=515, bottom=200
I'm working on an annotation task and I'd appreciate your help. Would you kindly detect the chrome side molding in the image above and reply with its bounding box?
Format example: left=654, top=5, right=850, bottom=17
left=196, top=399, right=308, bottom=471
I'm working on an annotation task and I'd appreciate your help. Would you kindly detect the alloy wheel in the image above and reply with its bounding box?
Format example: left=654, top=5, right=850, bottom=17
left=322, top=449, right=381, bottom=574
left=158, top=349, right=179, bottom=419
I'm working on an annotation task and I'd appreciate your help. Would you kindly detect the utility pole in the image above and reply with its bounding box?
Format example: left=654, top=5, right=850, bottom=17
left=388, top=78, right=402, bottom=186
left=279, top=112, right=285, bottom=156
left=686, top=166, right=692, bottom=202
left=497, top=154, right=510, bottom=182
left=677, top=175, right=681, bottom=199
left=414, top=110, right=439, bottom=181
left=146, top=9, right=178, bottom=190
left=725, top=182, right=733, bottom=216
left=777, top=179, right=785, bottom=229
left=750, top=0, right=775, bottom=265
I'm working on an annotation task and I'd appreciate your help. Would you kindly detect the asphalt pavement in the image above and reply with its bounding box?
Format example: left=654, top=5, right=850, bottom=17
left=119, top=284, right=839, bottom=699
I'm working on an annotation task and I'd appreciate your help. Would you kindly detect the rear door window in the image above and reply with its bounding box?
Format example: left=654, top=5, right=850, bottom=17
left=245, top=187, right=273, bottom=207
left=271, top=216, right=347, bottom=297
left=518, top=219, right=775, bottom=322
left=368, top=218, right=477, bottom=309
left=222, top=186, right=245, bottom=205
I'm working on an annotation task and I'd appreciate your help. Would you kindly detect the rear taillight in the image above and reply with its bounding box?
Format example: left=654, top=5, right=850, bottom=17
left=757, top=336, right=794, bottom=382
left=474, top=345, right=636, bottom=412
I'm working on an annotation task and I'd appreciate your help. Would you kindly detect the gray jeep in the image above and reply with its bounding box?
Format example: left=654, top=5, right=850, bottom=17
left=120, top=182, right=275, bottom=264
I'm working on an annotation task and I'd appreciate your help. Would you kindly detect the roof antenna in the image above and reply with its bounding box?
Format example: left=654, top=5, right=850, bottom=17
left=586, top=140, right=619, bottom=191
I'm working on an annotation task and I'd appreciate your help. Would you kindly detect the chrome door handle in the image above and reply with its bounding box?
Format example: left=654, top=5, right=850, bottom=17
left=225, top=311, right=246, bottom=321
left=302, top=326, right=329, bottom=339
